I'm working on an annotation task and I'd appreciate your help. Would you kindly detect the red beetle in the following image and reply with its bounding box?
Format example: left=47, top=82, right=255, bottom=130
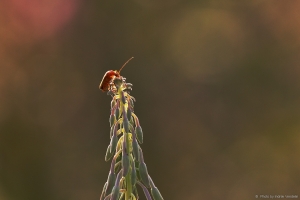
left=99, top=57, right=134, bottom=92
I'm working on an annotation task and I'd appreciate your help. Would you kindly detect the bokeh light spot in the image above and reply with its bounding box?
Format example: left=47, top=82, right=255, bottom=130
left=168, top=8, right=247, bottom=82
left=0, top=0, right=80, bottom=43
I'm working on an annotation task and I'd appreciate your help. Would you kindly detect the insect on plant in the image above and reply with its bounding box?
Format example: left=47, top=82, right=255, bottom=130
left=98, top=57, right=164, bottom=200
left=99, top=57, right=134, bottom=92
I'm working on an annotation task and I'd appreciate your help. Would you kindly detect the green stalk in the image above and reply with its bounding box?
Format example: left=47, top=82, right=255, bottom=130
left=125, top=131, right=132, bottom=200
left=125, top=171, right=132, bottom=200
left=125, top=139, right=132, bottom=200
left=118, top=88, right=132, bottom=200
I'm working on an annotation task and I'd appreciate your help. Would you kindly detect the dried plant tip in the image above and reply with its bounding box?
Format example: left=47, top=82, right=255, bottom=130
left=135, top=125, right=143, bottom=144
left=139, top=162, right=150, bottom=188
left=105, top=145, right=114, bottom=161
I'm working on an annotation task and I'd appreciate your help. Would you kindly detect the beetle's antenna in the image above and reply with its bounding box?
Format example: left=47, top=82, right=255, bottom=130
left=118, top=57, right=134, bottom=74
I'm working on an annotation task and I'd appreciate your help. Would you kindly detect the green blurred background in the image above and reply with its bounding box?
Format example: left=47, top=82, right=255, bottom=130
left=1, top=0, right=300, bottom=199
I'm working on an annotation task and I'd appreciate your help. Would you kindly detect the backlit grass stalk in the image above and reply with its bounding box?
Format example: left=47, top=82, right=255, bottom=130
left=100, top=76, right=164, bottom=200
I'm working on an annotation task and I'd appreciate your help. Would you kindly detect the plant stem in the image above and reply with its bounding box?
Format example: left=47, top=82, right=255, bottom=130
left=118, top=88, right=132, bottom=200
left=125, top=132, right=132, bottom=200
left=125, top=129, right=132, bottom=200
left=125, top=172, right=132, bottom=200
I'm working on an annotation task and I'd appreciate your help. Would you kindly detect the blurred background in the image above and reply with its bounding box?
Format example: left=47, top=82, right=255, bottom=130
left=1, top=0, right=300, bottom=199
